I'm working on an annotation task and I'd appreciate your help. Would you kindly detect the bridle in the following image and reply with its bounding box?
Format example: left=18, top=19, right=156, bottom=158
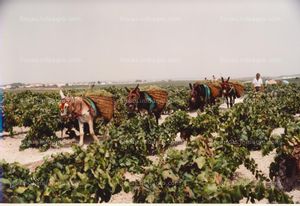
left=126, top=90, right=140, bottom=112
left=190, top=86, right=198, bottom=102
left=221, top=82, right=235, bottom=97
left=60, top=97, right=82, bottom=120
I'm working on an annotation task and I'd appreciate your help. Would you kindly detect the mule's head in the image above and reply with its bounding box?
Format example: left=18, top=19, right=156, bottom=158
left=189, top=83, right=206, bottom=110
left=221, top=77, right=230, bottom=96
left=59, top=90, right=72, bottom=117
left=189, top=83, right=198, bottom=104
left=125, top=84, right=140, bottom=112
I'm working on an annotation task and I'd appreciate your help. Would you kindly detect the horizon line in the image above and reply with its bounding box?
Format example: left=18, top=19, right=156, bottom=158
left=1, top=72, right=300, bottom=86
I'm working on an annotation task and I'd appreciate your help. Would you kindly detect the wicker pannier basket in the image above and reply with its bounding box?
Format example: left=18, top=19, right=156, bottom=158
left=230, top=83, right=245, bottom=98
left=146, top=89, right=168, bottom=111
left=87, top=95, right=114, bottom=121
left=207, top=83, right=222, bottom=98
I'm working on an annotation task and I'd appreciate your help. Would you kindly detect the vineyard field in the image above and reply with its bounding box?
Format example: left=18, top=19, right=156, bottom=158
left=1, top=81, right=300, bottom=203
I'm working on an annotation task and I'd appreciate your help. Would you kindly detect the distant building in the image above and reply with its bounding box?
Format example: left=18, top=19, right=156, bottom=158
left=45, top=83, right=57, bottom=87
left=33, top=83, right=45, bottom=87
left=2, top=85, right=14, bottom=89
left=57, top=83, right=67, bottom=87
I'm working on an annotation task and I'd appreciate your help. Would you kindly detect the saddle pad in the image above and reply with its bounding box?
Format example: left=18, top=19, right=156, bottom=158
left=144, top=92, right=156, bottom=112
left=84, top=97, right=98, bottom=116
left=203, top=84, right=211, bottom=102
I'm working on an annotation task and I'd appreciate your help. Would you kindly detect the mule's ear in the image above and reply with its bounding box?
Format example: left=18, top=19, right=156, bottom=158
left=189, top=83, right=193, bottom=90
left=59, top=90, right=66, bottom=99
left=125, top=87, right=130, bottom=92
left=134, top=84, right=140, bottom=92
left=221, top=77, right=224, bottom=83
left=227, top=77, right=230, bottom=82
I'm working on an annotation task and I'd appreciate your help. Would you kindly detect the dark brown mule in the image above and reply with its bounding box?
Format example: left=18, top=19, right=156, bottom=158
left=220, top=77, right=236, bottom=108
left=125, top=84, right=163, bottom=123
left=189, top=82, right=222, bottom=111
left=206, top=82, right=223, bottom=104
left=189, top=83, right=207, bottom=111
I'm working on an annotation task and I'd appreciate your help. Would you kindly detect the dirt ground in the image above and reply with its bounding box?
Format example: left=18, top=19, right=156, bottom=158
left=1, top=98, right=299, bottom=203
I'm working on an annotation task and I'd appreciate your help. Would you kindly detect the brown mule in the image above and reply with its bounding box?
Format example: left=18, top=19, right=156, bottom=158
left=125, top=84, right=167, bottom=123
left=59, top=90, right=99, bottom=146
left=189, top=82, right=222, bottom=111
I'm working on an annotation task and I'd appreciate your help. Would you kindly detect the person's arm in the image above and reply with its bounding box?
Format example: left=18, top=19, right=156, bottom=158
left=252, top=79, right=256, bottom=91
left=260, top=79, right=264, bottom=91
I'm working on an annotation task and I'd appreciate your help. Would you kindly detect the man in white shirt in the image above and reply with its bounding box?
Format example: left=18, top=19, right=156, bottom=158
left=252, top=73, right=264, bottom=92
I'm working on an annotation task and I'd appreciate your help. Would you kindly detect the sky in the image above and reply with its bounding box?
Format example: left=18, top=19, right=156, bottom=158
left=0, top=0, right=300, bottom=84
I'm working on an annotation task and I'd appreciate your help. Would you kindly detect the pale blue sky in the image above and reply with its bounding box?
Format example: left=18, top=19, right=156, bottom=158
left=0, top=0, right=300, bottom=84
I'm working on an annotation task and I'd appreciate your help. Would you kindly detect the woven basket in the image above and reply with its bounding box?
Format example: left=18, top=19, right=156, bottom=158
left=230, top=83, right=245, bottom=98
left=146, top=89, right=168, bottom=111
left=87, top=95, right=114, bottom=121
left=207, top=83, right=222, bottom=98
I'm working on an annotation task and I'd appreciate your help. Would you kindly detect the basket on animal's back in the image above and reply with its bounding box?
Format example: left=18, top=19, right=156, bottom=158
left=229, top=82, right=245, bottom=98
left=125, top=84, right=168, bottom=123
left=146, top=88, right=168, bottom=111
left=85, top=91, right=114, bottom=122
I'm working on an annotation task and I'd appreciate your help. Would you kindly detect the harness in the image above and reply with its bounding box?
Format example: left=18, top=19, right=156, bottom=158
left=144, top=92, right=156, bottom=112
left=60, top=97, right=98, bottom=120
left=83, top=97, right=98, bottom=116
left=203, top=84, right=211, bottom=103
left=228, top=85, right=236, bottom=96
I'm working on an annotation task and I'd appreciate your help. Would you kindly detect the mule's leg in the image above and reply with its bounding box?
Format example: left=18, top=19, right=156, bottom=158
left=225, top=96, right=229, bottom=108
left=200, top=105, right=204, bottom=112
left=78, top=121, right=84, bottom=146
left=211, top=97, right=216, bottom=105
left=230, top=96, right=233, bottom=107
left=200, top=101, right=205, bottom=112
left=233, top=94, right=236, bottom=106
left=88, top=119, right=99, bottom=143
left=154, top=112, right=160, bottom=124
